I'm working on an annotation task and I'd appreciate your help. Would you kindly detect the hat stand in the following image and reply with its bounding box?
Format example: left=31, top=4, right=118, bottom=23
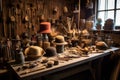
left=56, top=45, right=65, bottom=53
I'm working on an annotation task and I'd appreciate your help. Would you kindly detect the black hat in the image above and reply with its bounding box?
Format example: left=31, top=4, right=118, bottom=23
left=44, top=47, right=57, bottom=57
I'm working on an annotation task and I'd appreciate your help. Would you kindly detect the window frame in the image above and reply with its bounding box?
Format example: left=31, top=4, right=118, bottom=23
left=96, top=0, right=120, bottom=29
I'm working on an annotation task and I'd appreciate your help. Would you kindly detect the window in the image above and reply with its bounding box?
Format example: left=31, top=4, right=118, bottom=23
left=97, top=0, right=120, bottom=29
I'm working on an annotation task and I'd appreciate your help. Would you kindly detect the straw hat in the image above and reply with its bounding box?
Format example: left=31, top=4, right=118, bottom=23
left=95, top=41, right=108, bottom=50
left=24, top=46, right=45, bottom=60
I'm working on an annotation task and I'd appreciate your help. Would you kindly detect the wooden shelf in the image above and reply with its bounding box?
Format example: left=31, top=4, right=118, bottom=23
left=91, top=29, right=120, bottom=34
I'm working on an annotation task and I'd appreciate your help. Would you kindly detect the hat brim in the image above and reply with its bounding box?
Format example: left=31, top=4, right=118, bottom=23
left=12, top=39, right=21, bottom=41
left=55, top=42, right=68, bottom=45
left=39, top=30, right=51, bottom=33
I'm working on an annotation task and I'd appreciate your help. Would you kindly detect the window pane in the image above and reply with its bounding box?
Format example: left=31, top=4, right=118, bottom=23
left=107, top=11, right=114, bottom=19
left=107, top=0, right=115, bottom=9
left=97, top=0, right=119, bottom=27
left=98, top=12, right=105, bottom=26
left=98, top=0, right=105, bottom=10
left=98, top=11, right=114, bottom=26
left=117, top=0, right=120, bottom=8
left=116, top=10, right=120, bottom=26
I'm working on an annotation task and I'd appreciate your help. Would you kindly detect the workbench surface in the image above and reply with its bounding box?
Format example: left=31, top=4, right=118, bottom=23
left=9, top=47, right=119, bottom=80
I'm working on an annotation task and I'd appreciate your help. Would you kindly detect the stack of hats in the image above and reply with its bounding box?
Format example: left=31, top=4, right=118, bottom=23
left=54, top=35, right=67, bottom=53
left=39, top=22, right=51, bottom=33
left=54, top=35, right=67, bottom=45
left=39, top=22, right=52, bottom=50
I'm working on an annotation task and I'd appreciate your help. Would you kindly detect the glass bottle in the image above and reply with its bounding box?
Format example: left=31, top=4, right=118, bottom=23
left=15, top=48, right=25, bottom=64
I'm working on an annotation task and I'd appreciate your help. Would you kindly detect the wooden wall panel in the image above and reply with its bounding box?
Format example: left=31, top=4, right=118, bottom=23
left=0, top=0, right=74, bottom=39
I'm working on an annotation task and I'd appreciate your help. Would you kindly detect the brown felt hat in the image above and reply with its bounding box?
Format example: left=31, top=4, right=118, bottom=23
left=54, top=35, right=67, bottom=45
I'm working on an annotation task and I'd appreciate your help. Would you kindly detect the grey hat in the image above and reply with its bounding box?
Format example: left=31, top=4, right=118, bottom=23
left=44, top=47, right=57, bottom=57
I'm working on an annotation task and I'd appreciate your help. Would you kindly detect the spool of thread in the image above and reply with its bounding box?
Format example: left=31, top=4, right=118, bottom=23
left=56, top=45, right=64, bottom=53
left=43, top=41, right=50, bottom=50
left=38, top=40, right=42, bottom=47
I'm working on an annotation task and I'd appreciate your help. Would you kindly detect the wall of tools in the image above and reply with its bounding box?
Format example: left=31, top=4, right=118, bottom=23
left=0, top=0, right=75, bottom=39
left=0, top=0, right=79, bottom=65
left=0, top=0, right=119, bottom=67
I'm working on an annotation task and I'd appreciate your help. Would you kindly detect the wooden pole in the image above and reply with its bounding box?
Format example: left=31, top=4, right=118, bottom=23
left=78, top=0, right=80, bottom=30
left=0, top=0, right=1, bottom=11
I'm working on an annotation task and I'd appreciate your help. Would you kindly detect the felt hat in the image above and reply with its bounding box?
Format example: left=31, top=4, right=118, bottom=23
left=95, top=41, right=108, bottom=50
left=44, top=47, right=57, bottom=57
left=39, top=22, right=51, bottom=33
left=24, top=46, right=45, bottom=60
left=54, top=35, right=67, bottom=45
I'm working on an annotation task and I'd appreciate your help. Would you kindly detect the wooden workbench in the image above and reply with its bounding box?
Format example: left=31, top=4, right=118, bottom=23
left=8, top=47, right=119, bottom=80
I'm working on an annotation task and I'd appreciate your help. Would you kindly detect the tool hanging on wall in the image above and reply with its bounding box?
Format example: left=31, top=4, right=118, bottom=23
left=2, top=8, right=6, bottom=37
left=6, top=39, right=13, bottom=60
left=8, top=8, right=12, bottom=38
left=0, top=0, right=2, bottom=11
left=0, top=38, right=15, bottom=62
left=0, top=41, right=3, bottom=64
left=15, top=3, right=21, bottom=35
left=10, top=7, right=16, bottom=38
